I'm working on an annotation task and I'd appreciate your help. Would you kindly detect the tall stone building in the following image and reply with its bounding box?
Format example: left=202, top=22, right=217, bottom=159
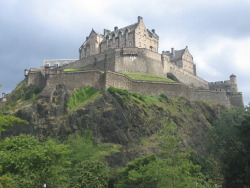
left=79, top=16, right=159, bottom=59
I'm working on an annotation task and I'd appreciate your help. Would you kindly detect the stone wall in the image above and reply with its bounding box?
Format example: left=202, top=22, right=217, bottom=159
left=169, top=64, right=209, bottom=89
left=27, top=69, right=46, bottom=89
left=40, top=70, right=105, bottom=98
left=27, top=69, right=241, bottom=107
left=61, top=48, right=164, bottom=76
left=105, top=71, right=230, bottom=106
left=114, top=48, right=163, bottom=75
left=228, top=92, right=244, bottom=107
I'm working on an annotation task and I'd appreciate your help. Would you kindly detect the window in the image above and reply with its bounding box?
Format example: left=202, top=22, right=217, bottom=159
left=144, top=35, right=146, bottom=41
left=113, top=37, right=115, bottom=43
left=45, top=63, right=50, bottom=67
left=126, top=33, right=128, bottom=39
left=139, top=33, right=141, bottom=39
left=119, top=35, right=122, bottom=41
left=144, top=44, right=146, bottom=48
left=139, top=42, right=141, bottom=47
left=106, top=39, right=109, bottom=45
left=129, top=41, right=133, bottom=47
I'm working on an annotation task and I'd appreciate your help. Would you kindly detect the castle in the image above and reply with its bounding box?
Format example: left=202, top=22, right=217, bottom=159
left=1, top=16, right=244, bottom=107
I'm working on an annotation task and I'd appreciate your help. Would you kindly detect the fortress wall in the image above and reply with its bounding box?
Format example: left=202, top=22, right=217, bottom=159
left=41, top=70, right=104, bottom=97
left=114, top=48, right=164, bottom=75
left=61, top=50, right=115, bottom=71
left=27, top=71, right=46, bottom=89
left=105, top=71, right=230, bottom=106
left=61, top=48, right=163, bottom=76
left=169, top=64, right=209, bottom=89
left=228, top=93, right=244, bottom=107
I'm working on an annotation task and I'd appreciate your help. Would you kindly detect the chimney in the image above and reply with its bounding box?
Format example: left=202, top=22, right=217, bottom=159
left=86, top=37, right=89, bottom=41
left=138, top=16, right=143, bottom=22
left=114, top=26, right=118, bottom=31
left=152, top=29, right=155, bottom=34
left=171, top=48, right=175, bottom=56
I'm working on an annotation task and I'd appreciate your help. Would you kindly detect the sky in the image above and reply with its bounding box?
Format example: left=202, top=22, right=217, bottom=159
left=0, top=0, right=249, bottom=105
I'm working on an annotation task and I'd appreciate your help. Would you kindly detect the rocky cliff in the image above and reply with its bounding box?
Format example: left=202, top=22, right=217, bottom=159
left=1, top=83, right=225, bottom=167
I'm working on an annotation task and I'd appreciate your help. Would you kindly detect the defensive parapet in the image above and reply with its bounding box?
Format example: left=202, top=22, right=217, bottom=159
left=208, top=74, right=243, bottom=107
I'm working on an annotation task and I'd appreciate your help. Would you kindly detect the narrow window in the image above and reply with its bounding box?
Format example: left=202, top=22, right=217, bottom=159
left=129, top=41, right=133, bottom=47
left=113, top=37, right=115, bottom=43
left=144, top=35, right=146, bottom=41
left=139, top=42, right=141, bottom=47
left=126, top=33, right=128, bottom=39
left=144, top=44, right=146, bottom=48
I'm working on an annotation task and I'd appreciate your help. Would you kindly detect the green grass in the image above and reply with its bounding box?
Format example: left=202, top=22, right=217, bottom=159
left=63, top=68, right=87, bottom=72
left=120, top=72, right=175, bottom=82
left=67, top=87, right=102, bottom=110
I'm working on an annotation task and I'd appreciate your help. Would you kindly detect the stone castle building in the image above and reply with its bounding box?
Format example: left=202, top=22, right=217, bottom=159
left=0, top=16, right=244, bottom=107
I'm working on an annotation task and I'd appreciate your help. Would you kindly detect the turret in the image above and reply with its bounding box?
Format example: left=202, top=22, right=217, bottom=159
left=230, top=74, right=238, bottom=93
left=24, top=69, right=29, bottom=77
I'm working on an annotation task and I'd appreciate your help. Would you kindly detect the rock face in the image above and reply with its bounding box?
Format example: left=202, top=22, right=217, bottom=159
left=2, top=84, right=225, bottom=167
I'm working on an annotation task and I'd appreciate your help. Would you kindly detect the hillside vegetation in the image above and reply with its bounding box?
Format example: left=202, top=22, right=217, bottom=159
left=1, top=84, right=249, bottom=187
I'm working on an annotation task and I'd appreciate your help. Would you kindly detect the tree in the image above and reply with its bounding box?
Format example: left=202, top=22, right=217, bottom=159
left=208, top=106, right=250, bottom=187
left=66, top=132, right=116, bottom=187
left=116, top=122, right=214, bottom=188
left=0, top=135, right=71, bottom=187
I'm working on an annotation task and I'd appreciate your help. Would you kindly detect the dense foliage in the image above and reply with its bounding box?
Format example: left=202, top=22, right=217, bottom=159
left=0, top=132, right=118, bottom=188
left=115, top=123, right=216, bottom=188
left=208, top=106, right=250, bottom=188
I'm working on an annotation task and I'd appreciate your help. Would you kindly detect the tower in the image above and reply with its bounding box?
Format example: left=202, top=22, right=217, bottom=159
left=229, top=74, right=238, bottom=93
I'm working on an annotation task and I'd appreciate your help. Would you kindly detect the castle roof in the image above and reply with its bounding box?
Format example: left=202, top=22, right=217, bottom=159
left=43, top=59, right=77, bottom=67
left=103, top=23, right=138, bottom=40
left=171, top=49, right=185, bottom=61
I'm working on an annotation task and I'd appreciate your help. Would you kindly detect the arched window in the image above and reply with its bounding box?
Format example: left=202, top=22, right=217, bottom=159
left=144, top=34, right=146, bottom=41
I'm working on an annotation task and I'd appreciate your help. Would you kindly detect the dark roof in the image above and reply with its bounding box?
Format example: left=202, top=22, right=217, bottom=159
left=171, top=49, right=185, bottom=61
left=103, top=23, right=138, bottom=40
left=147, top=29, right=159, bottom=39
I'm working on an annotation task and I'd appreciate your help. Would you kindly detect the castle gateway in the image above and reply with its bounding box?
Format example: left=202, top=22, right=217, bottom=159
left=25, top=16, right=244, bottom=107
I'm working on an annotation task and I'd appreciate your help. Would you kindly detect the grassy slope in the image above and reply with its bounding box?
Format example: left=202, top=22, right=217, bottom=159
left=120, top=72, right=175, bottom=82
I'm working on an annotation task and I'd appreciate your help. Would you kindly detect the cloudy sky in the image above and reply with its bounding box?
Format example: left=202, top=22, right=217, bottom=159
left=0, top=0, right=249, bottom=104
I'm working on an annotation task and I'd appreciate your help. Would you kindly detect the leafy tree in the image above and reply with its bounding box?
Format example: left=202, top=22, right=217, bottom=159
left=208, top=106, right=250, bottom=187
left=66, top=131, right=118, bottom=187
left=116, top=122, right=215, bottom=188
left=0, top=134, right=71, bottom=187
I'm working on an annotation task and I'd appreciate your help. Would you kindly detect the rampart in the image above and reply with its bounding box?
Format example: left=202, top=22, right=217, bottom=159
left=61, top=48, right=164, bottom=76
left=27, top=69, right=232, bottom=106
left=104, top=71, right=230, bottom=106
left=169, top=64, right=209, bottom=89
